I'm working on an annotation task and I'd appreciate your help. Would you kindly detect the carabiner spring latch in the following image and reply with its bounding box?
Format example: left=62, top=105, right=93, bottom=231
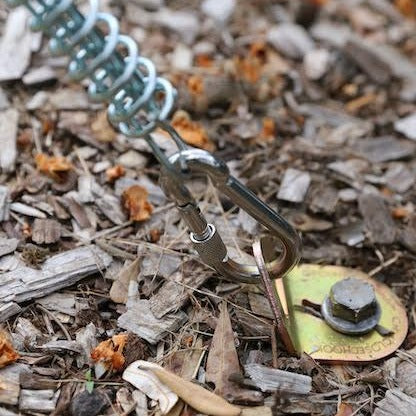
left=159, top=147, right=302, bottom=283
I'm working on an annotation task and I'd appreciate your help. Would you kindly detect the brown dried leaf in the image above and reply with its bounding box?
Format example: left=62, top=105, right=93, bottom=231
left=91, top=111, right=117, bottom=142
left=110, top=258, right=141, bottom=304
left=0, top=331, right=19, bottom=368
left=91, top=334, right=128, bottom=372
left=106, top=164, right=125, bottom=182
left=206, top=302, right=258, bottom=404
left=122, top=185, right=153, bottom=222
left=335, top=403, right=354, bottom=416
left=136, top=360, right=241, bottom=416
left=171, top=110, right=214, bottom=151
left=35, top=153, right=73, bottom=183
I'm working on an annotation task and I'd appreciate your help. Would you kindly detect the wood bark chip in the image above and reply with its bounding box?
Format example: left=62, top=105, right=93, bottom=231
left=0, top=109, right=19, bottom=173
left=243, top=363, right=312, bottom=394
left=0, top=245, right=112, bottom=318
left=0, top=8, right=32, bottom=82
left=31, top=219, right=61, bottom=244
left=374, top=389, right=416, bottom=416
left=358, top=193, right=396, bottom=244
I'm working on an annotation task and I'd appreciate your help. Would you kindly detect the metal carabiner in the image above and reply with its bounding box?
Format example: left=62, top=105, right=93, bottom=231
left=159, top=147, right=302, bottom=283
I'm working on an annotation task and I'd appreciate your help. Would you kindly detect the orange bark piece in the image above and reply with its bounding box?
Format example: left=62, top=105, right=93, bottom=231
left=187, top=75, right=204, bottom=95
left=35, top=153, right=73, bottom=183
left=195, top=54, right=214, bottom=68
left=335, top=403, right=354, bottom=416
left=91, top=334, right=128, bottom=372
left=259, top=117, right=276, bottom=143
left=392, top=206, right=410, bottom=219
left=171, top=110, right=214, bottom=151
left=122, top=185, right=153, bottom=222
left=106, top=165, right=125, bottom=182
left=0, top=331, right=19, bottom=369
left=395, top=0, right=416, bottom=18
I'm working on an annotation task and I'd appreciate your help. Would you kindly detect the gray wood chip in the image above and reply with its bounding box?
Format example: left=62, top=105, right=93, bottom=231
left=95, top=194, right=127, bottom=225
left=31, top=219, right=61, bottom=244
left=358, top=193, right=396, bottom=244
left=0, top=109, right=19, bottom=173
left=0, top=364, right=30, bottom=405
left=374, top=389, right=416, bottom=416
left=354, top=136, right=415, bottom=163
left=0, top=88, right=10, bottom=110
left=0, top=302, right=21, bottom=322
left=19, top=389, right=59, bottom=413
left=10, top=202, right=47, bottom=219
left=0, top=8, right=32, bottom=82
left=37, top=293, right=76, bottom=317
left=344, top=37, right=392, bottom=84
left=118, top=299, right=187, bottom=344
left=244, top=363, right=312, bottom=394
left=0, top=245, right=112, bottom=316
left=278, top=168, right=311, bottom=203
left=0, top=186, right=10, bottom=222
left=149, top=270, right=209, bottom=318
left=394, top=113, right=416, bottom=141
left=384, top=163, right=415, bottom=193
left=22, top=66, right=57, bottom=85
left=0, top=238, right=18, bottom=257
left=268, top=23, right=315, bottom=59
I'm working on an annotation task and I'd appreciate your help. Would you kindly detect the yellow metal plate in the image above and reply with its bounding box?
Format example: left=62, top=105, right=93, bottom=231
left=280, top=264, right=408, bottom=363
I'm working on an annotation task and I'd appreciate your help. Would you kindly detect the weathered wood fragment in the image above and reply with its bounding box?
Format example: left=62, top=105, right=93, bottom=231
left=344, top=37, right=392, bottom=84
left=19, top=389, right=59, bottom=413
left=118, top=299, right=187, bottom=344
left=149, top=270, right=209, bottom=318
left=244, top=363, right=312, bottom=394
left=374, top=389, right=416, bottom=416
left=9, top=202, right=47, bottom=219
left=354, top=136, right=415, bottom=163
left=278, top=169, right=311, bottom=203
left=0, top=109, right=19, bottom=173
left=0, top=303, right=21, bottom=322
left=0, top=186, right=10, bottom=222
left=0, top=364, right=30, bottom=405
left=0, top=246, right=112, bottom=319
left=32, top=219, right=61, bottom=244
left=37, top=293, right=76, bottom=316
left=358, top=193, right=396, bottom=244
left=0, top=239, right=18, bottom=258
left=0, top=8, right=32, bottom=81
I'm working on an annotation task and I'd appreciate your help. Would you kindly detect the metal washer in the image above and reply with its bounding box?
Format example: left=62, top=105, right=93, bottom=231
left=321, top=296, right=382, bottom=335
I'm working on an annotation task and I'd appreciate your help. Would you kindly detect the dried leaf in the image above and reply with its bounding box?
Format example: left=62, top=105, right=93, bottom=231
left=187, top=75, right=204, bottom=95
left=0, top=331, right=19, bottom=368
left=258, top=117, right=276, bottom=143
left=171, top=110, right=214, bottom=151
left=110, top=258, right=141, bottom=304
left=122, top=185, right=153, bottom=222
left=106, top=165, right=125, bottom=182
left=91, top=334, right=128, bottom=373
left=123, top=361, right=178, bottom=415
left=206, top=302, right=247, bottom=401
left=91, top=111, right=117, bottom=142
left=35, top=153, right=73, bottom=183
left=134, top=360, right=241, bottom=416
left=335, top=403, right=354, bottom=416
left=395, top=0, right=416, bottom=19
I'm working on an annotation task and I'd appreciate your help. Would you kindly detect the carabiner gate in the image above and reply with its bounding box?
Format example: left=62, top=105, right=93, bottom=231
left=160, top=147, right=302, bottom=283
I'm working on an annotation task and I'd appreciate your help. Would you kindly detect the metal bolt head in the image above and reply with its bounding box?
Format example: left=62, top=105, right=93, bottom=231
left=321, top=277, right=381, bottom=335
left=330, top=277, right=378, bottom=323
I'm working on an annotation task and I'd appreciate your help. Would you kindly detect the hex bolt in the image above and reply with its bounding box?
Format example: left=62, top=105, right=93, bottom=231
left=321, top=277, right=381, bottom=335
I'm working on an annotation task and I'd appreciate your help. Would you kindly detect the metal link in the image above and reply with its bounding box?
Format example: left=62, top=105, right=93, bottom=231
left=6, top=0, right=302, bottom=282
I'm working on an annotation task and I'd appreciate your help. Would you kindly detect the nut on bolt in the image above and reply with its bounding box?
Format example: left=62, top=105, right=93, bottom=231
left=321, top=277, right=381, bottom=335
